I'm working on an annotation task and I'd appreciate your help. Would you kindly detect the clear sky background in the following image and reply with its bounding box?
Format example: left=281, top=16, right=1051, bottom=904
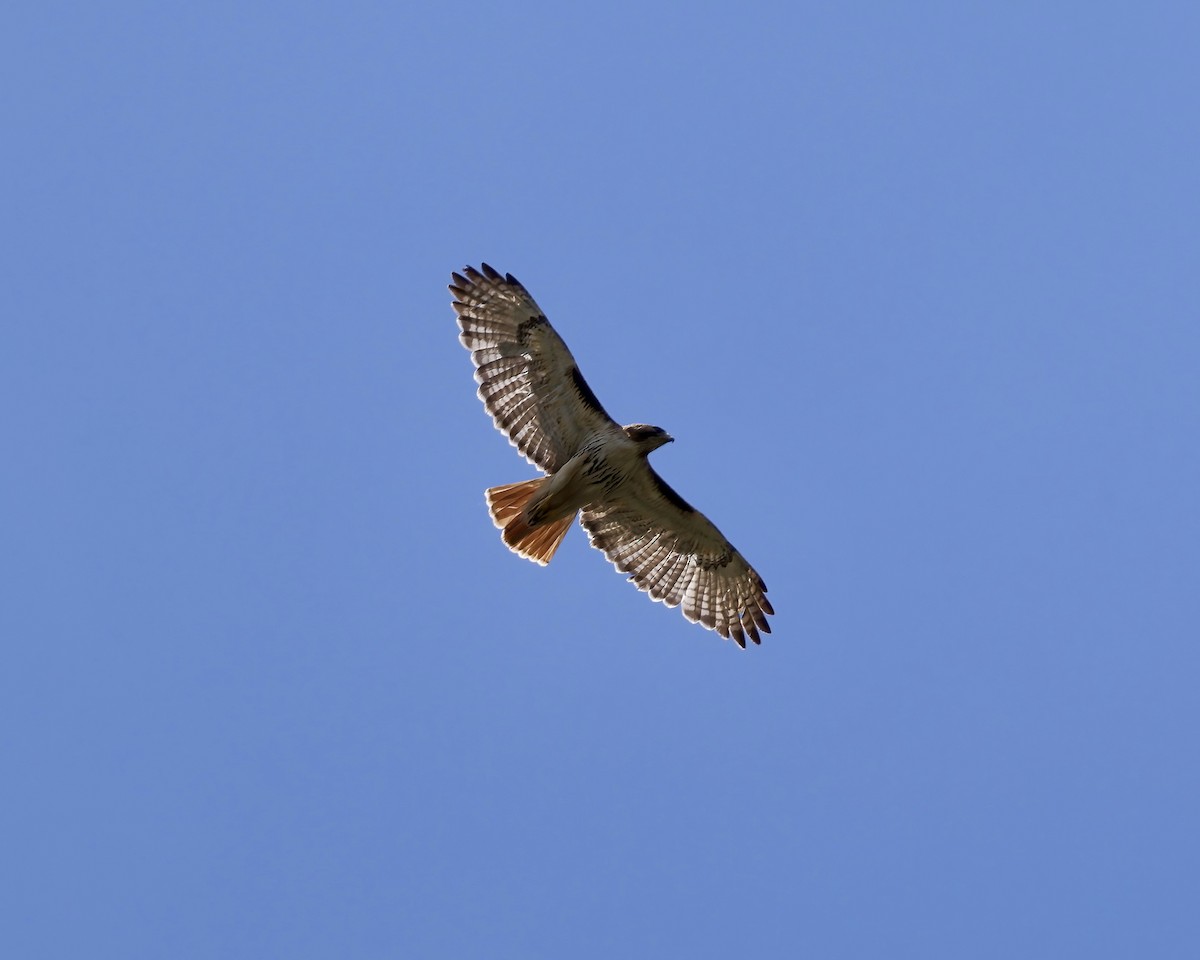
left=4, top=2, right=1198, bottom=957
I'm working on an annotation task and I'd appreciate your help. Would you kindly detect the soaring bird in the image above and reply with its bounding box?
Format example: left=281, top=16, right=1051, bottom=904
left=451, top=264, right=773, bottom=646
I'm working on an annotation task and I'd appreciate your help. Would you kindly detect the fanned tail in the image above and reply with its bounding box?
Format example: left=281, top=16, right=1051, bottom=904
left=485, top=479, right=575, bottom=566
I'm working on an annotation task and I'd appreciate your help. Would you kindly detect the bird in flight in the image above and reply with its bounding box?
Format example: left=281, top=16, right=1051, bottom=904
left=450, top=264, right=773, bottom=646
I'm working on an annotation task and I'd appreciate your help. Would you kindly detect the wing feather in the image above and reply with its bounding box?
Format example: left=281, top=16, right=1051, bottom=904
left=581, top=466, right=772, bottom=647
left=452, top=265, right=621, bottom=472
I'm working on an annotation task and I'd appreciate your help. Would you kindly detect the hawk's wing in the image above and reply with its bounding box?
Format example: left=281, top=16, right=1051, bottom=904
left=451, top=264, right=622, bottom=473
left=580, top=466, right=773, bottom=647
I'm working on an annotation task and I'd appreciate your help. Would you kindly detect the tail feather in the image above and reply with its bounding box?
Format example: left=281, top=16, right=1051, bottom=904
left=485, top=478, right=575, bottom=566
left=485, top=478, right=543, bottom=529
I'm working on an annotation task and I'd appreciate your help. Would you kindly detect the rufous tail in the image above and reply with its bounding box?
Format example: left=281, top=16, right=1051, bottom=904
left=485, top=478, right=576, bottom=566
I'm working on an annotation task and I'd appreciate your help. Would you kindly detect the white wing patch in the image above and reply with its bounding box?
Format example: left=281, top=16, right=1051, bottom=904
left=451, top=265, right=621, bottom=473
left=580, top=468, right=772, bottom=647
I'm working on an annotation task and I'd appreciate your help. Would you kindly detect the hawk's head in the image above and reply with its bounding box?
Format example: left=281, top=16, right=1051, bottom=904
left=623, top=423, right=674, bottom=454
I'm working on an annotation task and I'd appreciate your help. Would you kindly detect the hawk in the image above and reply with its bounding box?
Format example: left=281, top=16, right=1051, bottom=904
left=451, top=264, right=773, bottom=646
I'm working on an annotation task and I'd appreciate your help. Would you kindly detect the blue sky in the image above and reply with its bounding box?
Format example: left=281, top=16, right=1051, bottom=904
left=4, top=1, right=1198, bottom=956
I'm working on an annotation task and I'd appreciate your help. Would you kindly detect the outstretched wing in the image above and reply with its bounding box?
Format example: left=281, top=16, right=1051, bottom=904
left=451, top=264, right=622, bottom=473
left=580, top=467, right=773, bottom=647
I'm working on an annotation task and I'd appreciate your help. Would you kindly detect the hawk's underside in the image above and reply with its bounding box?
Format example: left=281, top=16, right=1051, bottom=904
left=451, top=264, right=773, bottom=647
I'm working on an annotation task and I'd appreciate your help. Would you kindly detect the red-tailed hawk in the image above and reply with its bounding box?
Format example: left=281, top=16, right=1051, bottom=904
left=451, top=264, right=773, bottom=646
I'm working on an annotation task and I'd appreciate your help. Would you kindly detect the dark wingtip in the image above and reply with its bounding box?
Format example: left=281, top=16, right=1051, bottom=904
left=481, top=262, right=502, bottom=280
